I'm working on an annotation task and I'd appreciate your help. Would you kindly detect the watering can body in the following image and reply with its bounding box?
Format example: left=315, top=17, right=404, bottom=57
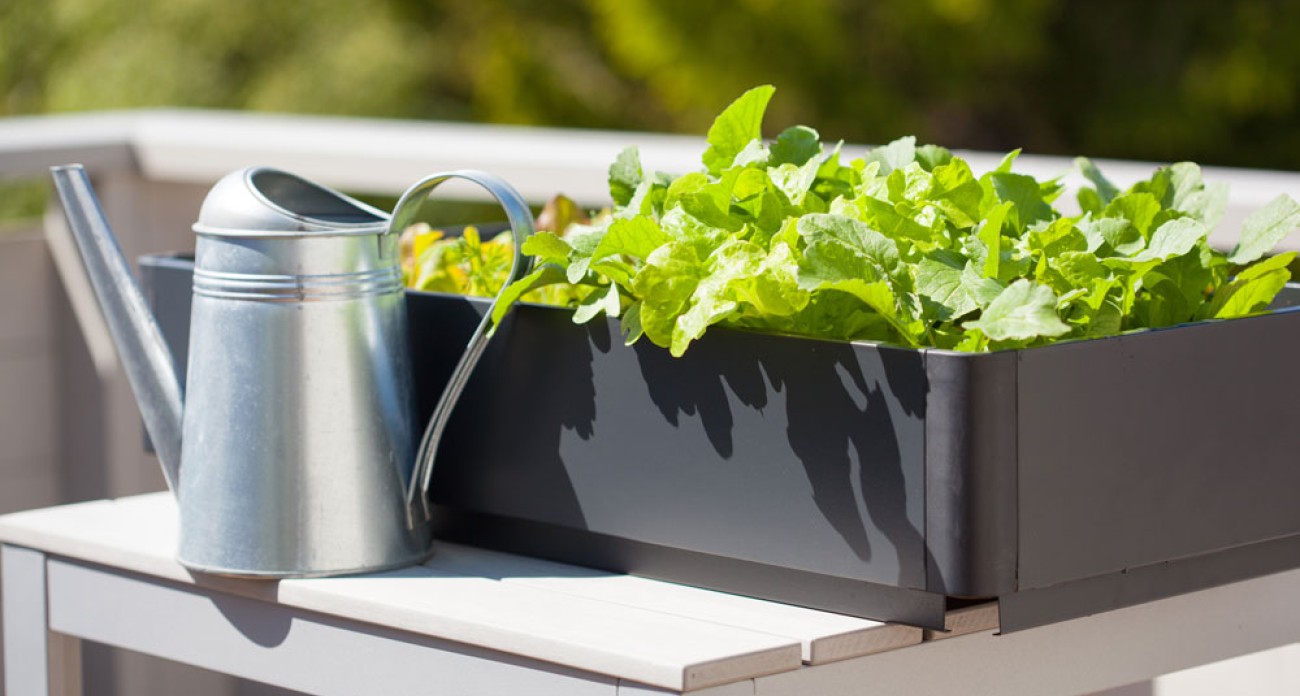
left=180, top=205, right=428, bottom=576
left=50, top=165, right=532, bottom=578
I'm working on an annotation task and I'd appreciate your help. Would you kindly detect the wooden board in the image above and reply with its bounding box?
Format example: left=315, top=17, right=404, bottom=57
left=430, top=542, right=920, bottom=664
left=922, top=602, right=999, bottom=641
left=0, top=494, right=814, bottom=690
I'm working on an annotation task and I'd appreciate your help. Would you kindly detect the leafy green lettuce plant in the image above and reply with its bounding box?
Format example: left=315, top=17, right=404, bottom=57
left=498, top=85, right=1300, bottom=355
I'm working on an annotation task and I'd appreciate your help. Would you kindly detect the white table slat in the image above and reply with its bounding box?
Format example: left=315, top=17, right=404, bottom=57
left=431, top=542, right=921, bottom=664
left=0, top=494, right=810, bottom=691
left=46, top=559, right=617, bottom=696
left=278, top=562, right=798, bottom=690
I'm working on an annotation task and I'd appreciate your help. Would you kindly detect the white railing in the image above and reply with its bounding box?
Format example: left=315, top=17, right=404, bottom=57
left=6, top=108, right=1300, bottom=236
left=2, top=107, right=1299, bottom=695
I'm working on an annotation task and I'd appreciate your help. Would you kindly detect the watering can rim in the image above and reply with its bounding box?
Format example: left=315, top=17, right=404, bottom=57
left=192, top=165, right=392, bottom=238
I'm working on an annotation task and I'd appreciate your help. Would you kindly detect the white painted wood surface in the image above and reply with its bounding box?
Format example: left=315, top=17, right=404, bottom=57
left=1151, top=643, right=1300, bottom=695
left=2, top=495, right=1299, bottom=695
left=431, top=542, right=920, bottom=664
left=45, top=559, right=615, bottom=696
left=0, top=494, right=827, bottom=691
left=2, top=546, right=81, bottom=696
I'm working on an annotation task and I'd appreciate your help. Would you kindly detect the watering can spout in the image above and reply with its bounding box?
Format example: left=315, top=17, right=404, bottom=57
left=50, top=165, right=184, bottom=493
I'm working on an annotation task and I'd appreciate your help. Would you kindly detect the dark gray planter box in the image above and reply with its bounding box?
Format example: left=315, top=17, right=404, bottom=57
left=141, top=253, right=1300, bottom=631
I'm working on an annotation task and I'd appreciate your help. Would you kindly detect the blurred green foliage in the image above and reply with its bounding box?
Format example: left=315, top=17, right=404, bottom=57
left=4, top=0, right=1300, bottom=171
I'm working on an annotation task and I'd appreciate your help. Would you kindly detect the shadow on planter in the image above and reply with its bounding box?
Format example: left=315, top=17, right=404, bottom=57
left=414, top=294, right=930, bottom=601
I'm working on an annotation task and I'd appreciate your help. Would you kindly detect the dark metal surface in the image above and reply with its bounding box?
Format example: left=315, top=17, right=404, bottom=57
left=1016, top=305, right=1300, bottom=590
left=924, top=351, right=1019, bottom=598
left=414, top=293, right=930, bottom=591
left=1000, top=533, right=1300, bottom=632
left=433, top=506, right=949, bottom=629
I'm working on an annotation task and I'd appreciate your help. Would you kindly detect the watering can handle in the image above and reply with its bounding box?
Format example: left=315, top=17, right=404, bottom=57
left=396, top=171, right=536, bottom=529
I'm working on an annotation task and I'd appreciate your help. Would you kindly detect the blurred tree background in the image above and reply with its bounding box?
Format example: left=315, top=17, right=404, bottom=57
left=3, top=0, right=1300, bottom=171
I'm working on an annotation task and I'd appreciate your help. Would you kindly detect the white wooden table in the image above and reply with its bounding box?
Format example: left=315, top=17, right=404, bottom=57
left=1, top=494, right=1297, bottom=696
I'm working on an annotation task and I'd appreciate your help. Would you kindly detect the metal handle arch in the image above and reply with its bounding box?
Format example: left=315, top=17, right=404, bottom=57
left=393, top=170, right=535, bottom=527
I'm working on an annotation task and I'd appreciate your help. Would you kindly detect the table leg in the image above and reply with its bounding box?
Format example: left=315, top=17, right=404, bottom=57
left=3, top=545, right=82, bottom=696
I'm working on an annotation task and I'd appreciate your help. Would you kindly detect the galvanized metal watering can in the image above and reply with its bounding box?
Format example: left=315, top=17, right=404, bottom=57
left=51, top=164, right=533, bottom=577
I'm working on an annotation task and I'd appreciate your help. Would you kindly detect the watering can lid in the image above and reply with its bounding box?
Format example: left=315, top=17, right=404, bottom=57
left=193, top=167, right=391, bottom=237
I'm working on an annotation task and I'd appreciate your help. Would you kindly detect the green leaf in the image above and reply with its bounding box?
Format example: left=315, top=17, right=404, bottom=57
left=964, top=262, right=1006, bottom=308
left=590, top=258, right=635, bottom=288
left=1104, top=192, right=1161, bottom=238
left=915, top=144, right=954, bottom=171
left=770, top=125, right=821, bottom=166
left=768, top=157, right=822, bottom=206
left=1188, top=182, right=1229, bottom=228
left=559, top=228, right=606, bottom=283
left=990, top=172, right=1053, bottom=229
left=671, top=277, right=738, bottom=356
left=1077, top=187, right=1104, bottom=217
left=1167, top=162, right=1203, bottom=210
left=1076, top=157, right=1119, bottom=205
left=631, top=242, right=706, bottom=350
left=863, top=136, right=916, bottom=175
left=659, top=207, right=732, bottom=259
left=1228, top=194, right=1300, bottom=264
left=732, top=139, right=770, bottom=168
left=1063, top=278, right=1123, bottom=337
left=897, top=163, right=934, bottom=202
left=490, top=265, right=568, bottom=327
left=1028, top=218, right=1087, bottom=258
left=1132, top=278, right=1194, bottom=328
left=592, top=217, right=671, bottom=262
left=862, top=197, right=936, bottom=244
left=664, top=172, right=740, bottom=231
left=730, top=169, right=785, bottom=233
left=994, top=149, right=1021, bottom=173
left=573, top=282, right=623, bottom=323
left=521, top=232, right=574, bottom=264
left=703, top=85, right=776, bottom=175
left=814, top=278, right=921, bottom=345
left=964, top=280, right=1071, bottom=341
left=929, top=158, right=984, bottom=227
left=979, top=202, right=1012, bottom=278
left=916, top=252, right=979, bottom=321
left=620, top=301, right=644, bottom=345
left=1146, top=243, right=1215, bottom=307
left=730, top=241, right=809, bottom=316
left=796, top=213, right=901, bottom=284
left=609, top=146, right=643, bottom=207
left=1130, top=167, right=1174, bottom=208
left=1207, top=252, right=1297, bottom=318
left=1050, top=251, right=1110, bottom=288
left=619, top=176, right=660, bottom=218
left=1161, top=162, right=1228, bottom=226
left=1132, top=218, right=1208, bottom=262
left=1077, top=216, right=1142, bottom=256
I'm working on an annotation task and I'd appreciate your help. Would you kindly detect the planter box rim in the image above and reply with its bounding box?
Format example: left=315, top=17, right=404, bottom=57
left=410, top=283, right=1300, bottom=358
